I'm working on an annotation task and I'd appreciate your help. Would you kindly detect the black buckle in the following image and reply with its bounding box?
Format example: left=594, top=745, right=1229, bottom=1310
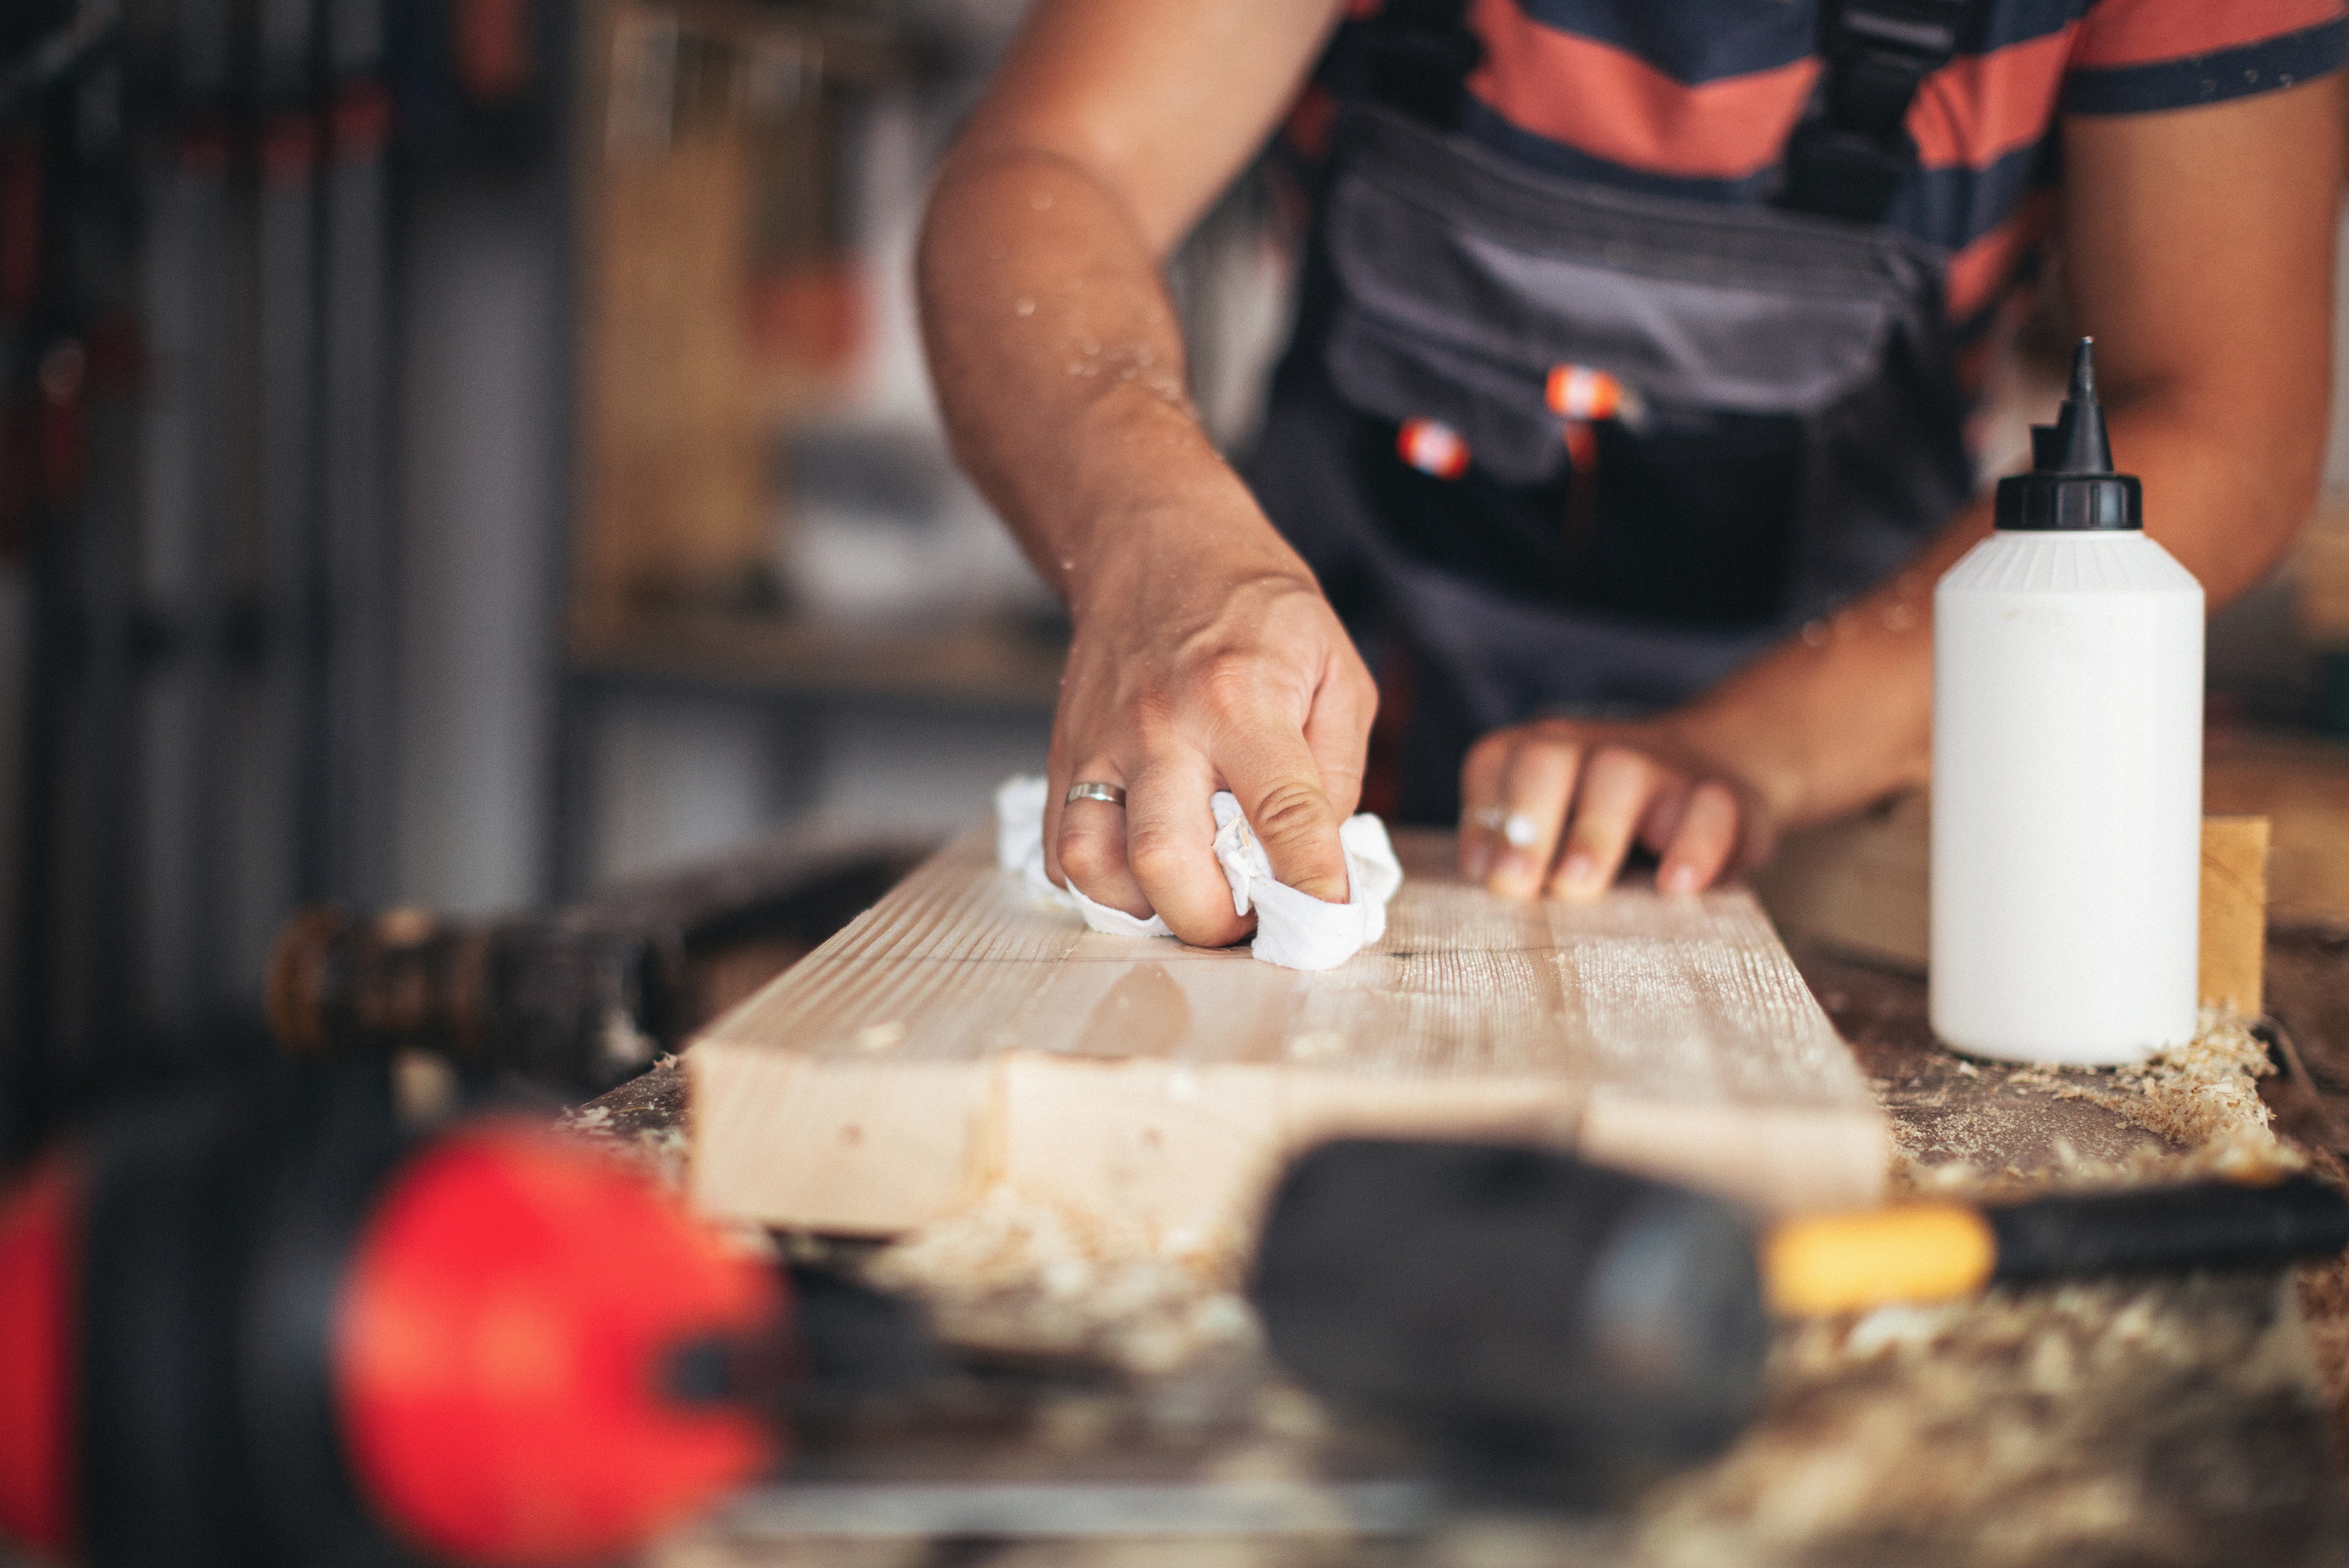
left=1780, top=0, right=1971, bottom=222
left=1360, top=0, right=1484, bottom=130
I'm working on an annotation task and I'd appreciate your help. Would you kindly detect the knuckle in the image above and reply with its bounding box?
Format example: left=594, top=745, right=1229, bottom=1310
left=1197, top=655, right=1269, bottom=720
left=1589, top=747, right=1652, bottom=793
left=1693, top=780, right=1742, bottom=818
left=1510, top=730, right=1564, bottom=767
left=1250, top=777, right=1331, bottom=845
left=1129, top=690, right=1178, bottom=741
left=1056, top=831, right=1117, bottom=883
left=1123, top=827, right=1189, bottom=886
left=1465, top=732, right=1511, bottom=772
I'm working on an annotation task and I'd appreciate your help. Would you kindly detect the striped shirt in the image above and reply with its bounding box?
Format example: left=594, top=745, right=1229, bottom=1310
left=1299, top=0, right=2346, bottom=352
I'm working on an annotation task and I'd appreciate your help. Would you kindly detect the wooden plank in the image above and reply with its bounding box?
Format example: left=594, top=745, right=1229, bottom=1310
left=690, top=829, right=1887, bottom=1247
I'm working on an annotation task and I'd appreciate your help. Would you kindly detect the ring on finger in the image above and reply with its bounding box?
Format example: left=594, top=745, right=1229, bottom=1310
left=1065, top=781, right=1127, bottom=808
left=1470, top=805, right=1540, bottom=850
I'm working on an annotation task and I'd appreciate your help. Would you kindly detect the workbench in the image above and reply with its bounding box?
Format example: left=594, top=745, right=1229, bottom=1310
left=570, top=865, right=2349, bottom=1568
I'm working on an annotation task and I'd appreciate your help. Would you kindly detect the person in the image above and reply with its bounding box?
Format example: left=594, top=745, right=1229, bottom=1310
left=918, top=0, right=2344, bottom=947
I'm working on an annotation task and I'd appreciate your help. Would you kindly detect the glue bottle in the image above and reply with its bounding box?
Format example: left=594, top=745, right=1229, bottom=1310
left=1930, top=339, right=2203, bottom=1065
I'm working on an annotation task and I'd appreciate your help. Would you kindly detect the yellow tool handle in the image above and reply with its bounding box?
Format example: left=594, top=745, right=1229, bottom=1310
left=1762, top=1202, right=1998, bottom=1317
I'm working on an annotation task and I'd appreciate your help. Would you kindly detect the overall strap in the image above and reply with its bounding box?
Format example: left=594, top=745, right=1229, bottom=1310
left=1780, top=0, right=1976, bottom=223
left=1357, top=0, right=1480, bottom=129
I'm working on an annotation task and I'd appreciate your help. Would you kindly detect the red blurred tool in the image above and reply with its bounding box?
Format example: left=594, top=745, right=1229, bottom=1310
left=0, top=1071, right=804, bottom=1568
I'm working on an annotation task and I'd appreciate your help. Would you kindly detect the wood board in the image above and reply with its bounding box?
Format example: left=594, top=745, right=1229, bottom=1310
left=689, top=828, right=1889, bottom=1250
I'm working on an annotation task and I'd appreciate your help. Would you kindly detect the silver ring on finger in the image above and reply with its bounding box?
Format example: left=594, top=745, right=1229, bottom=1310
left=1065, top=781, right=1128, bottom=808
left=1471, top=805, right=1539, bottom=849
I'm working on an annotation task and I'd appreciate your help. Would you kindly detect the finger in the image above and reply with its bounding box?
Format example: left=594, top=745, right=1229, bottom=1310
left=1637, top=777, right=1691, bottom=859
left=1488, top=731, right=1580, bottom=899
left=1458, top=731, right=1513, bottom=883
left=1303, top=655, right=1377, bottom=822
left=1658, top=782, right=1742, bottom=894
left=1215, top=721, right=1352, bottom=906
left=1126, top=754, right=1256, bottom=945
left=1042, top=748, right=1069, bottom=888
left=1549, top=746, right=1660, bottom=903
left=1055, top=765, right=1152, bottom=918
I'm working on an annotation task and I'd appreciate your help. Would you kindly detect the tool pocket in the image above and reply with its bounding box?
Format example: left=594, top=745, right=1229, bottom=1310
left=1321, top=107, right=1969, bottom=628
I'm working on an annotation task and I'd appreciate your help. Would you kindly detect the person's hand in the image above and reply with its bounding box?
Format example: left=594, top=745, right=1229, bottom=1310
left=1044, top=517, right=1377, bottom=946
left=1457, top=716, right=1777, bottom=901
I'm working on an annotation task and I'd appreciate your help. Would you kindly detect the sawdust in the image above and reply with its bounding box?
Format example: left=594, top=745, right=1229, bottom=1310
left=1896, top=1009, right=2302, bottom=1200
left=1629, top=1273, right=2336, bottom=1568
left=862, top=1183, right=1261, bottom=1375
left=1623, top=1010, right=2343, bottom=1568
left=558, top=1055, right=695, bottom=1189
left=2002, top=1009, right=2299, bottom=1173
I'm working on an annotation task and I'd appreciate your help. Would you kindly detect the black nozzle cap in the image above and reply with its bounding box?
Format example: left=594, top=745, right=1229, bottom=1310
left=1995, top=338, right=2142, bottom=531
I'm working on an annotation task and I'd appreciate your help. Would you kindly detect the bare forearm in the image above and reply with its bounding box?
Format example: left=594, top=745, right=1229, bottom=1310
left=1687, top=385, right=2321, bottom=829
left=918, top=150, right=1308, bottom=611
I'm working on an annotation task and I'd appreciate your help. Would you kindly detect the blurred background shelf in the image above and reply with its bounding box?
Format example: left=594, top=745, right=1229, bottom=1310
left=568, top=609, right=1067, bottom=707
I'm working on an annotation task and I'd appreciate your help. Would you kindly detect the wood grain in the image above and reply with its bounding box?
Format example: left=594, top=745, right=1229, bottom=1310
left=690, top=829, right=1888, bottom=1247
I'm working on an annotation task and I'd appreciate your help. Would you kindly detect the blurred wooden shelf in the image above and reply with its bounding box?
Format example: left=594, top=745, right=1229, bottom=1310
left=567, top=609, right=1067, bottom=707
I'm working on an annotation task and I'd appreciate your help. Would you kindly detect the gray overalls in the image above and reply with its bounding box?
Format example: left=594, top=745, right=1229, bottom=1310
left=1244, top=3, right=1978, bottom=821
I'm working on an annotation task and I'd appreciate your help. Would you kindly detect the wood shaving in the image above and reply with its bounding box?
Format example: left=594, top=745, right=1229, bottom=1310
left=1629, top=1274, right=2337, bottom=1568
left=1620, top=1010, right=2344, bottom=1568
left=863, top=1183, right=1261, bottom=1375
left=1894, top=1010, right=2302, bottom=1202
left=1998, top=1009, right=2300, bottom=1179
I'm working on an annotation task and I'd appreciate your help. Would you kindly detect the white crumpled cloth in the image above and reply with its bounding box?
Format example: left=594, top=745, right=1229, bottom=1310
left=993, top=775, right=1403, bottom=972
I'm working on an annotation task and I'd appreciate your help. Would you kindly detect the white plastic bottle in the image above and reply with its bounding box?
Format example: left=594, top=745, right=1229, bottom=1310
left=1930, top=339, right=2203, bottom=1065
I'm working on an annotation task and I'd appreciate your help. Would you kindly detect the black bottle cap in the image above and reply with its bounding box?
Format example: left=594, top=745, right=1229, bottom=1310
left=1994, top=338, right=2142, bottom=531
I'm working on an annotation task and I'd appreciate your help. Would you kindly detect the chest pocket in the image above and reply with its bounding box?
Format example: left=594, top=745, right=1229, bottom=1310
left=1321, top=106, right=1972, bottom=629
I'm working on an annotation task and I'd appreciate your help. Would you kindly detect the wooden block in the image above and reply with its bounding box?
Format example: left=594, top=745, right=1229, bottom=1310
left=2199, top=817, right=2269, bottom=1018
left=688, top=829, right=1889, bottom=1250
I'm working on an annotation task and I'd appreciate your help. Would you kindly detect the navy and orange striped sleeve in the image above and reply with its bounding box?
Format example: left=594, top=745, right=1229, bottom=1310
left=2063, top=0, right=2347, bottom=115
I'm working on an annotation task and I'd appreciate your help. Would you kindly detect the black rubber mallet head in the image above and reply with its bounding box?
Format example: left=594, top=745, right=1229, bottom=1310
left=1247, top=1140, right=1769, bottom=1503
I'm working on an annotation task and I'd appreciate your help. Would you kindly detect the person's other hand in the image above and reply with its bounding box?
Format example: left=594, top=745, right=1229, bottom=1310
left=1044, top=521, right=1376, bottom=946
left=1457, top=717, right=1776, bottom=900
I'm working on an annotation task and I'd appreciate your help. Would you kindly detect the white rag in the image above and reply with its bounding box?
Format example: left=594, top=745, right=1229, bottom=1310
left=993, top=774, right=1403, bottom=972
